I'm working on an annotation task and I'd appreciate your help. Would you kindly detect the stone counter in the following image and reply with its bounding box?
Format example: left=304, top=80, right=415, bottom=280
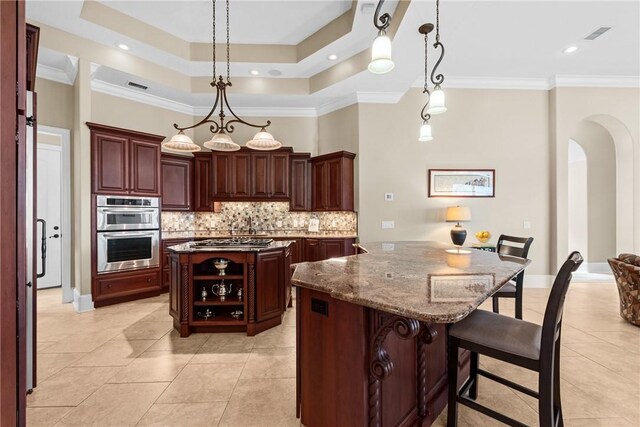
left=166, top=240, right=294, bottom=253
left=291, top=240, right=529, bottom=324
left=162, top=230, right=358, bottom=240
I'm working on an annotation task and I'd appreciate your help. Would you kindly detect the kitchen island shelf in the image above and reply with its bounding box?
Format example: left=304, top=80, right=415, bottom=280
left=193, top=274, right=244, bottom=280
left=193, top=300, right=244, bottom=306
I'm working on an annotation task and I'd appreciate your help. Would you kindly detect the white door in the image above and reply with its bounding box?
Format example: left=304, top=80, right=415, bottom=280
left=36, top=143, right=62, bottom=289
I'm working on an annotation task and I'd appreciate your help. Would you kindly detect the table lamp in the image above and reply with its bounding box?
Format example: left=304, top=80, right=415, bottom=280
left=446, top=206, right=471, bottom=246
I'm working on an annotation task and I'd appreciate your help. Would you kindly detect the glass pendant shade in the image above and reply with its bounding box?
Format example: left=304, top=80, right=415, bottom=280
left=203, top=131, right=241, bottom=152
left=427, top=87, right=447, bottom=114
left=163, top=131, right=201, bottom=153
left=368, top=34, right=395, bottom=74
left=246, top=128, right=282, bottom=151
left=418, top=123, right=433, bottom=142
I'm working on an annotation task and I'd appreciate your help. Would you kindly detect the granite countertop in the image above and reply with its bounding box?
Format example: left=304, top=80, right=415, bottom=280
left=290, top=241, right=530, bottom=324
left=167, top=239, right=295, bottom=253
left=162, top=230, right=358, bottom=240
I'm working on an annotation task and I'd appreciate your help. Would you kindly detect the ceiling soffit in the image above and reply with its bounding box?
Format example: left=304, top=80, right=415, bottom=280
left=80, top=0, right=358, bottom=64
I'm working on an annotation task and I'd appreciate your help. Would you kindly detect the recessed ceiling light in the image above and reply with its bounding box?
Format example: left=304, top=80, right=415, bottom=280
left=562, top=45, right=579, bottom=54
left=327, top=54, right=338, bottom=61
left=116, top=43, right=130, bottom=51
left=249, top=70, right=259, bottom=76
left=268, top=69, right=282, bottom=77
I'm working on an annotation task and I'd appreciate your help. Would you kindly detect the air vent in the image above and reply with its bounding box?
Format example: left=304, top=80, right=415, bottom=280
left=126, top=81, right=148, bottom=90
left=584, top=26, right=611, bottom=40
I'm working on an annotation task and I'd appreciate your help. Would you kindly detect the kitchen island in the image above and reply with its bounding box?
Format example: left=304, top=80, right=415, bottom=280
left=291, top=241, right=529, bottom=427
left=167, top=239, right=294, bottom=336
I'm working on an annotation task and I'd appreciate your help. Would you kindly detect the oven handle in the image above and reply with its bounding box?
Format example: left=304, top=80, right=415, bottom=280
left=100, top=231, right=159, bottom=238
left=99, top=208, right=158, bottom=214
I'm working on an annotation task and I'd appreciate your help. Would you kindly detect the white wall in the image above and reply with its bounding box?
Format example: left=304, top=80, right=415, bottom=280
left=568, top=139, right=588, bottom=260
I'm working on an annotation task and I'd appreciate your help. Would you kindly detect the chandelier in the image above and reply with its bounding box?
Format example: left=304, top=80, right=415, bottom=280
left=418, top=0, right=447, bottom=142
left=368, top=0, right=394, bottom=74
left=163, top=0, right=280, bottom=153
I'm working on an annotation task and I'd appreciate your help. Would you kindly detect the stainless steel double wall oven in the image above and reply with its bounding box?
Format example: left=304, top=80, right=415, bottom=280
left=96, top=195, right=160, bottom=273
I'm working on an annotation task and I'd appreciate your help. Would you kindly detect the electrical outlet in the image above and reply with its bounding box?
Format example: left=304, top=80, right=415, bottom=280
left=382, top=243, right=395, bottom=251
left=276, top=220, right=282, bottom=228
left=382, top=221, right=395, bottom=229
left=384, top=193, right=394, bottom=201
left=523, top=220, right=531, bottom=229
left=293, top=219, right=299, bottom=228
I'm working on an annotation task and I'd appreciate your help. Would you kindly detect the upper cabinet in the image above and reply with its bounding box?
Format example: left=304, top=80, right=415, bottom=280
left=88, top=123, right=163, bottom=196
left=289, top=153, right=310, bottom=211
left=310, top=151, right=356, bottom=211
left=161, top=154, right=193, bottom=211
left=209, top=148, right=291, bottom=201
left=194, top=153, right=213, bottom=211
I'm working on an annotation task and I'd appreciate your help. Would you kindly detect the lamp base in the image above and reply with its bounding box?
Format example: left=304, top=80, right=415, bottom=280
left=450, top=226, right=467, bottom=246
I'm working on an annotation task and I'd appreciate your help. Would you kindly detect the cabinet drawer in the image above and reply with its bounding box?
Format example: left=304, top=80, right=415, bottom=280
left=97, top=270, right=160, bottom=296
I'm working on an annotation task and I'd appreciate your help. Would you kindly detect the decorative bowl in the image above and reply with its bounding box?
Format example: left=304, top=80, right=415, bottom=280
left=213, top=259, right=229, bottom=275
left=475, top=231, right=491, bottom=243
left=230, top=310, right=243, bottom=320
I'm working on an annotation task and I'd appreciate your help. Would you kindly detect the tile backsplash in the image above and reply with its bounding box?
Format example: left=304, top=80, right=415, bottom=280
left=162, top=202, right=358, bottom=233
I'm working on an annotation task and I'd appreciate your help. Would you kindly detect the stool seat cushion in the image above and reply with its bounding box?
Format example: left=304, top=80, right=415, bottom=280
left=493, top=281, right=516, bottom=296
left=449, top=309, right=541, bottom=360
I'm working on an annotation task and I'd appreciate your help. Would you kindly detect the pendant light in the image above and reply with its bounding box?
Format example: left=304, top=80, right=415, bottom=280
left=368, top=1, right=394, bottom=74
left=426, top=0, right=447, bottom=115
left=163, top=130, right=201, bottom=153
left=418, top=23, right=434, bottom=142
left=169, top=0, right=279, bottom=151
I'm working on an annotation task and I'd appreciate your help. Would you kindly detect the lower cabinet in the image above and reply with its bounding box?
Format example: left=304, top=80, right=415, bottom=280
left=93, top=269, right=161, bottom=307
left=161, top=238, right=190, bottom=292
left=256, top=250, right=285, bottom=321
left=304, top=238, right=356, bottom=262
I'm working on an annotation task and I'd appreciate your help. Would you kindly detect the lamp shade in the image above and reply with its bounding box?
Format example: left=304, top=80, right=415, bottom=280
left=203, top=131, right=241, bottom=152
left=162, top=131, right=201, bottom=153
left=246, top=128, right=282, bottom=151
left=427, top=87, right=447, bottom=115
left=368, top=34, right=395, bottom=74
left=418, top=123, right=433, bottom=142
left=446, top=206, right=471, bottom=222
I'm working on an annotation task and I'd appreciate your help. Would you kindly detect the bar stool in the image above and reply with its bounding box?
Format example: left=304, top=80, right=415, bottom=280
left=447, top=251, right=583, bottom=427
left=352, top=243, right=369, bottom=254
left=492, top=235, right=534, bottom=319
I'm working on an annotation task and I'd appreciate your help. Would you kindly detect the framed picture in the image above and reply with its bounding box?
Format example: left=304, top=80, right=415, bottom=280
left=428, top=169, right=495, bottom=197
left=428, top=274, right=494, bottom=302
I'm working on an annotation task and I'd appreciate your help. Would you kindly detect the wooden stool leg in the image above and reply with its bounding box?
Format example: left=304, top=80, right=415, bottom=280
left=539, top=359, right=555, bottom=427
left=469, top=351, right=479, bottom=400
left=554, top=341, right=564, bottom=427
left=447, top=338, right=459, bottom=427
left=492, top=296, right=500, bottom=314
left=515, top=283, right=523, bottom=319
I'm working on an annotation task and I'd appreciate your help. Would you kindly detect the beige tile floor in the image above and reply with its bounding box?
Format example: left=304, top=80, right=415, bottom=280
left=28, top=283, right=639, bottom=426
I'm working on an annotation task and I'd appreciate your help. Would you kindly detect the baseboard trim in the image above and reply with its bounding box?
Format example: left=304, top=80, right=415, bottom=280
left=62, top=285, right=74, bottom=304
left=524, top=275, right=554, bottom=288
left=73, top=288, right=95, bottom=312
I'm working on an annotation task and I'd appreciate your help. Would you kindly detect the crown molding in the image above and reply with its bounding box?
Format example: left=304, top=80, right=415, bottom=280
left=316, top=93, right=358, bottom=116
left=192, top=105, right=317, bottom=118
left=552, top=75, right=640, bottom=88
left=36, top=63, right=75, bottom=85
left=356, top=91, right=405, bottom=103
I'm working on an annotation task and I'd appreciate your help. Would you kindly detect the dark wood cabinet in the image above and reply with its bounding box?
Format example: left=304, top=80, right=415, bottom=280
left=88, top=123, right=164, bottom=196
left=256, top=250, right=285, bottom=321
left=251, top=153, right=270, bottom=198
left=270, top=152, right=290, bottom=198
left=304, top=238, right=356, bottom=262
left=93, top=269, right=161, bottom=307
left=194, top=153, right=213, bottom=211
left=161, top=154, right=193, bottom=211
left=290, top=154, right=310, bottom=211
left=310, top=151, right=356, bottom=211
left=212, top=153, right=232, bottom=199
left=232, top=153, right=251, bottom=198
left=161, top=238, right=191, bottom=292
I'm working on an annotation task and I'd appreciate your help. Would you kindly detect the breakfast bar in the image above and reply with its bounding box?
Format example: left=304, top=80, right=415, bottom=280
left=291, top=241, right=529, bottom=427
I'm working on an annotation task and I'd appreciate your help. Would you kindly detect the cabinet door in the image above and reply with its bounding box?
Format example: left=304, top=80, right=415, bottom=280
left=325, top=158, right=342, bottom=211
left=161, top=157, right=192, bottom=211
left=232, top=153, right=251, bottom=198
left=251, top=153, right=270, bottom=198
left=92, top=133, right=128, bottom=194
left=290, top=155, right=309, bottom=211
left=194, top=155, right=213, bottom=211
left=311, top=162, right=326, bottom=211
left=304, top=238, right=322, bottom=262
left=130, top=139, right=161, bottom=196
left=284, top=246, right=292, bottom=308
left=256, top=250, right=284, bottom=321
left=322, top=239, right=345, bottom=260
left=212, top=153, right=233, bottom=199
left=270, top=153, right=289, bottom=199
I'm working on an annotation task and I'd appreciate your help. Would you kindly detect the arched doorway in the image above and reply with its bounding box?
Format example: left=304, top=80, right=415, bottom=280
left=568, top=119, right=618, bottom=276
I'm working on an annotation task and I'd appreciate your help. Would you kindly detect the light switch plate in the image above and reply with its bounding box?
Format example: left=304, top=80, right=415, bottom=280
left=523, top=220, right=532, bottom=229
left=382, top=221, right=395, bottom=229
left=384, top=193, right=394, bottom=201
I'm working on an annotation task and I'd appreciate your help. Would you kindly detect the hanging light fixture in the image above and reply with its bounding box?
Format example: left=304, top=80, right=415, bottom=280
left=168, top=0, right=279, bottom=152
left=418, top=23, right=434, bottom=142
left=368, top=0, right=394, bottom=74
left=163, top=130, right=201, bottom=153
left=426, top=0, right=447, bottom=115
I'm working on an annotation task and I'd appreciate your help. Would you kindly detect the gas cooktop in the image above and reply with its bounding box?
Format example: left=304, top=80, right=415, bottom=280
left=191, top=238, right=274, bottom=247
